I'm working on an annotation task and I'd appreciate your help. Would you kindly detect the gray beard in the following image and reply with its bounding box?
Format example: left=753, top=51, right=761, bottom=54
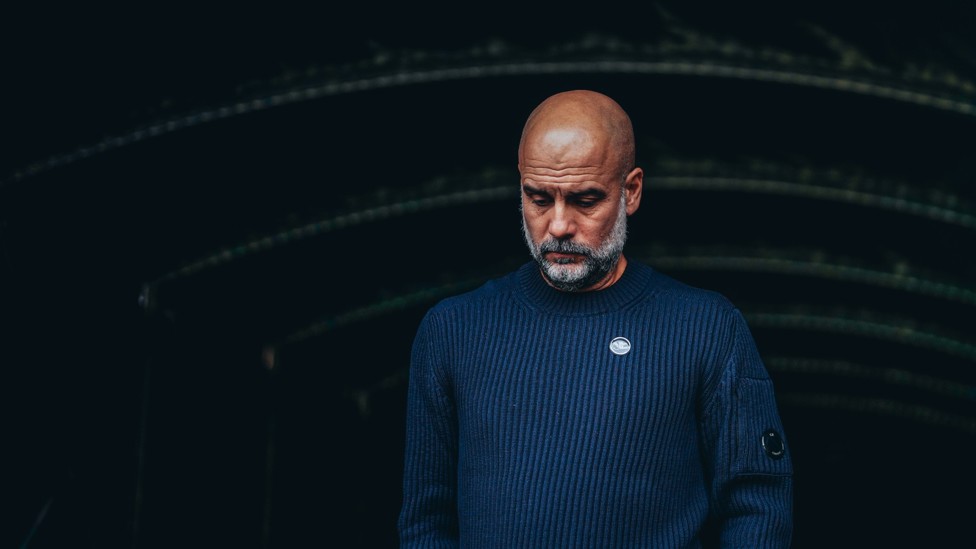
left=521, top=193, right=628, bottom=292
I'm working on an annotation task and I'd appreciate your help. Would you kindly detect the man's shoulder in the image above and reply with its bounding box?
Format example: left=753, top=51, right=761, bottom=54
left=425, top=266, right=521, bottom=316
left=640, top=261, right=738, bottom=313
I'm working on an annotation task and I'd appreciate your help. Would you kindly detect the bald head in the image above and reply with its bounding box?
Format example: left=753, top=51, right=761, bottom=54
left=518, top=90, right=636, bottom=182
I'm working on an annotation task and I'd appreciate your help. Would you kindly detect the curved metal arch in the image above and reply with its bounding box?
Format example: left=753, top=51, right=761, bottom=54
left=275, top=277, right=486, bottom=348
left=651, top=176, right=976, bottom=229
left=777, top=393, right=976, bottom=435
left=152, top=183, right=515, bottom=285
left=643, top=254, right=976, bottom=305
left=5, top=54, right=974, bottom=188
left=765, top=357, right=975, bottom=401
left=140, top=172, right=972, bottom=290
left=149, top=168, right=973, bottom=286
left=748, top=312, right=976, bottom=362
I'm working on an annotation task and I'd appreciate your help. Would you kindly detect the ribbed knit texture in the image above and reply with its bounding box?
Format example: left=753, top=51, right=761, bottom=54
left=399, top=261, right=793, bottom=548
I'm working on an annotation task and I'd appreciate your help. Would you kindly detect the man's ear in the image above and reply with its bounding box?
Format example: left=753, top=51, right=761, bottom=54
left=624, top=167, right=643, bottom=215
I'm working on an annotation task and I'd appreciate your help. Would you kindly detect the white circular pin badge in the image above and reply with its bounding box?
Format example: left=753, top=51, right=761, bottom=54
left=609, top=337, right=631, bottom=356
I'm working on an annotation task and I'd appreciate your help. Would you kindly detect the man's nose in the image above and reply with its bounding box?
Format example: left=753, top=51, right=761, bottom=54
left=548, top=204, right=576, bottom=239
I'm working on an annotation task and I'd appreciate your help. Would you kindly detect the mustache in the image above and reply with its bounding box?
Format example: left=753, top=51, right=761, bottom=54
left=537, top=239, right=595, bottom=257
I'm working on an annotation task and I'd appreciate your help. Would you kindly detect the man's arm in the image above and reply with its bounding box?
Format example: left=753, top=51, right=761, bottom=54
left=699, top=309, right=793, bottom=548
left=398, top=311, right=460, bottom=548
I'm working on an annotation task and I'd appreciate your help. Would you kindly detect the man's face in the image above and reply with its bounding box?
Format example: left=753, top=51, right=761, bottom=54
left=521, top=189, right=628, bottom=292
left=518, top=124, right=642, bottom=291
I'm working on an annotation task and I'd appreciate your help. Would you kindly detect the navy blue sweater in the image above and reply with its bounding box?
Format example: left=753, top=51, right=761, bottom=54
left=399, top=260, right=793, bottom=548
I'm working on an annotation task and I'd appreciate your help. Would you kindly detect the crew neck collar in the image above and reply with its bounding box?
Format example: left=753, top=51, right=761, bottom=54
left=515, top=259, right=653, bottom=316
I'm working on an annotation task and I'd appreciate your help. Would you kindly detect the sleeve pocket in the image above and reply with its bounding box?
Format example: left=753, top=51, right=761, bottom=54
left=731, top=377, right=793, bottom=477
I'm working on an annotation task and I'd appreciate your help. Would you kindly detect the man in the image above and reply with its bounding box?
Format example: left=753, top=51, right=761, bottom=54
left=398, top=90, right=793, bottom=547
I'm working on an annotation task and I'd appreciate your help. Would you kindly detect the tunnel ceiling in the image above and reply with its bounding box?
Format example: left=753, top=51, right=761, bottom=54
left=3, top=2, right=976, bottom=547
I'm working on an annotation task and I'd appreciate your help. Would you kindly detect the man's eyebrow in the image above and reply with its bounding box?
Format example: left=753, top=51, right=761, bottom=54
left=567, top=188, right=607, bottom=197
left=521, top=183, right=549, bottom=195
left=522, top=183, right=608, bottom=197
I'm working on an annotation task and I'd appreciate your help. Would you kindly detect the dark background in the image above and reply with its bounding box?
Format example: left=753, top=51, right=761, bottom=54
left=3, top=3, right=975, bottom=547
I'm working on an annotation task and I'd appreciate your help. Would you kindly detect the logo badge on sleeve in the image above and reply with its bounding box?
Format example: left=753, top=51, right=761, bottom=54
left=761, top=429, right=785, bottom=459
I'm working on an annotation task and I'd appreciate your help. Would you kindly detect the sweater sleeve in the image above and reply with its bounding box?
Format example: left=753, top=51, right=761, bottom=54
left=699, top=308, right=793, bottom=548
left=398, top=310, right=460, bottom=548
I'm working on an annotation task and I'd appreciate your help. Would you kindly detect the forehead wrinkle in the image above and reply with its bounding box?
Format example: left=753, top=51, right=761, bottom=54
left=521, top=164, right=603, bottom=176
left=522, top=177, right=606, bottom=192
left=521, top=161, right=612, bottom=187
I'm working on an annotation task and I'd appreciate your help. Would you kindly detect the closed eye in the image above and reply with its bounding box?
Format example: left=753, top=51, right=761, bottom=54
left=523, top=185, right=552, bottom=206
left=569, top=191, right=607, bottom=208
